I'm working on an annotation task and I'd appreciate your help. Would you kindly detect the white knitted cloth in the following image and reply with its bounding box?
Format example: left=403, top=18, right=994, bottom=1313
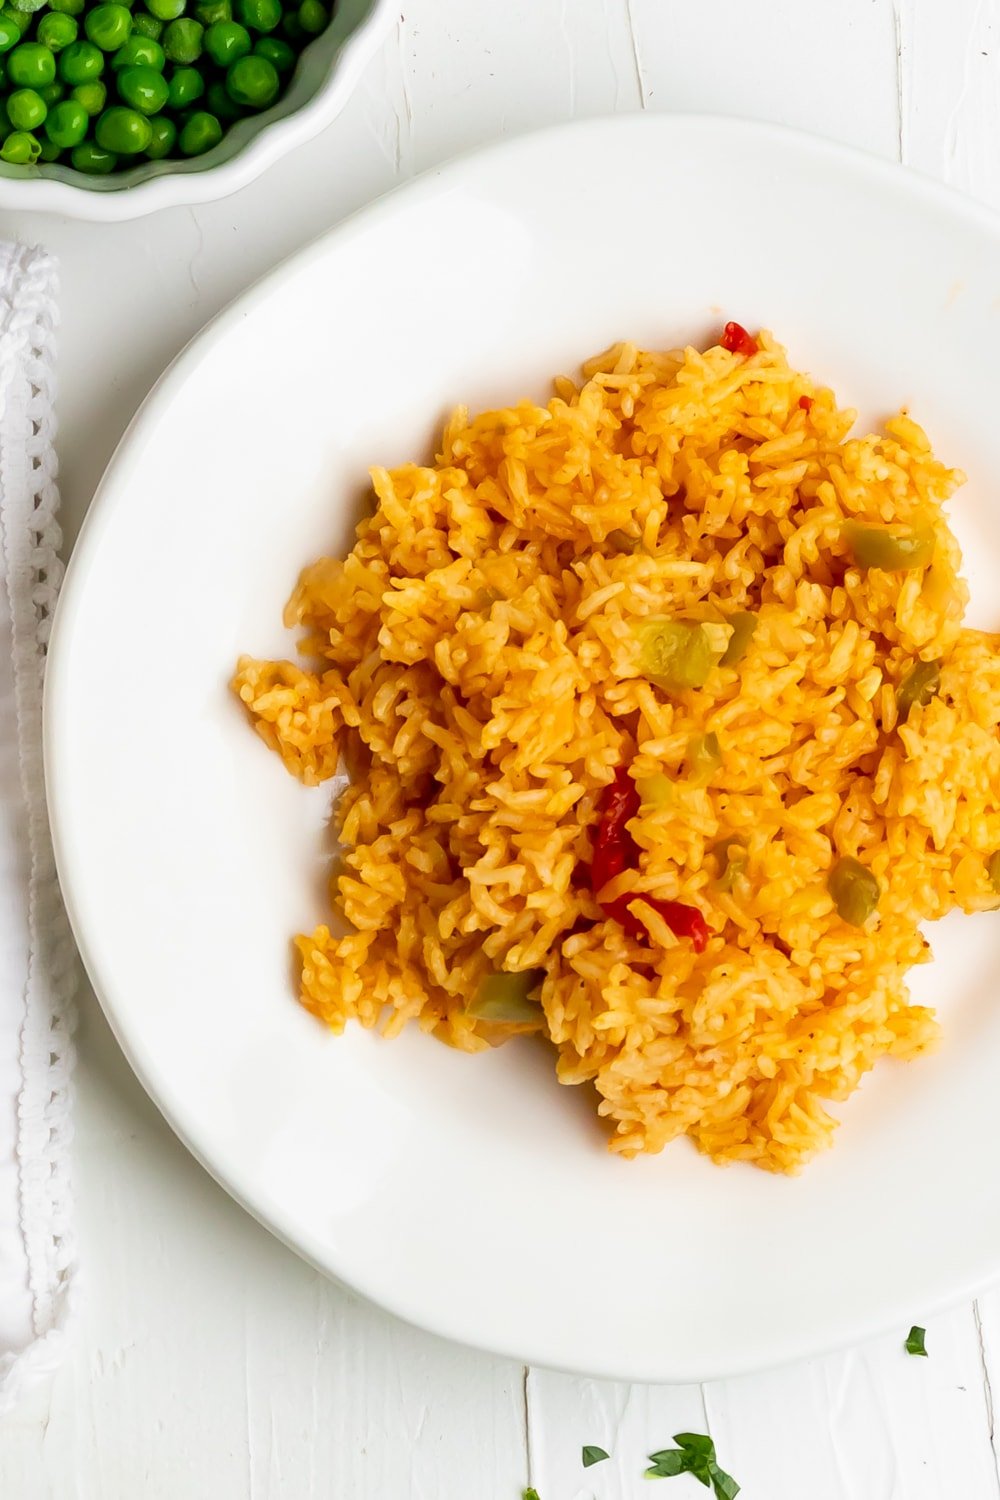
left=0, top=244, right=76, bottom=1417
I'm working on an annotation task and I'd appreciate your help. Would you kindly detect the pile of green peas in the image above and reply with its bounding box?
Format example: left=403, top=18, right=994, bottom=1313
left=0, top=0, right=332, bottom=172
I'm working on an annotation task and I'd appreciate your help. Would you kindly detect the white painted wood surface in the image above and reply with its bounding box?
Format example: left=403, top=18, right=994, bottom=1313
left=3, top=0, right=1000, bottom=1494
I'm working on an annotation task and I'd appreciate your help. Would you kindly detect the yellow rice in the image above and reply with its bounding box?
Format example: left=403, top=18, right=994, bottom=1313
left=233, top=332, right=1000, bottom=1173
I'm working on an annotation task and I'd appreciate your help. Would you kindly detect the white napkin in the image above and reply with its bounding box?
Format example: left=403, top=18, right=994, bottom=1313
left=0, top=244, right=77, bottom=1417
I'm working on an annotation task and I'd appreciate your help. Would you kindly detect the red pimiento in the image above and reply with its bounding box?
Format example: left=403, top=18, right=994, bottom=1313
left=590, top=767, right=639, bottom=893
left=798, top=395, right=813, bottom=411
left=602, top=892, right=710, bottom=953
left=590, top=768, right=709, bottom=951
left=721, top=321, right=758, bottom=357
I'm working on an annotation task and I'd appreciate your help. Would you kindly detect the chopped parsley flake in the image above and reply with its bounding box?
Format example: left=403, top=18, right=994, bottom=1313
left=646, top=1433, right=740, bottom=1498
left=582, top=1445, right=609, bottom=1468
left=905, top=1325, right=928, bottom=1357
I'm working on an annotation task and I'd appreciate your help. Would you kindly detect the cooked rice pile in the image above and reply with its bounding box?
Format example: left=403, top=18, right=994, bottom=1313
left=233, top=333, right=1000, bottom=1173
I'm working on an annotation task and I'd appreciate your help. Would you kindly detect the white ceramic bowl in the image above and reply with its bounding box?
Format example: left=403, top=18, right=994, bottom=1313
left=0, top=0, right=393, bottom=220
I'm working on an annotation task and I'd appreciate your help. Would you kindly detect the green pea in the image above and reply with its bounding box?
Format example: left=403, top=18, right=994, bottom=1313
left=48, top=0, right=85, bottom=14
left=72, top=78, right=106, bottom=112
left=0, top=128, right=40, bottom=162
left=280, top=11, right=302, bottom=40
left=59, top=38, right=103, bottom=82
left=719, top=610, right=758, bottom=668
left=828, top=856, right=880, bottom=927
left=194, top=0, right=229, bottom=20
left=146, top=0, right=184, bottom=17
left=177, top=105, right=219, bottom=153
left=70, top=138, right=116, bottom=171
left=131, top=11, right=162, bottom=38
left=235, top=0, right=278, bottom=30
left=225, top=51, right=276, bottom=106
left=253, top=34, right=292, bottom=70
left=95, top=101, right=150, bottom=150
left=112, top=33, right=164, bottom=66
left=162, top=15, right=201, bottom=58
left=44, top=95, right=87, bottom=144
left=895, top=659, right=941, bottom=723
left=117, top=61, right=167, bottom=110
left=35, top=11, right=76, bottom=50
left=635, top=618, right=720, bottom=694
left=297, top=0, right=326, bottom=33
left=7, top=43, right=56, bottom=87
left=166, top=61, right=201, bottom=104
left=84, top=3, right=132, bottom=50
left=0, top=14, right=19, bottom=49
left=205, top=76, right=239, bottom=119
left=7, top=87, right=46, bottom=128
left=0, top=7, right=33, bottom=34
left=204, top=17, right=248, bottom=63
left=38, top=136, right=62, bottom=160
left=143, top=109, right=174, bottom=155
left=842, top=520, right=936, bottom=572
left=38, top=80, right=65, bottom=105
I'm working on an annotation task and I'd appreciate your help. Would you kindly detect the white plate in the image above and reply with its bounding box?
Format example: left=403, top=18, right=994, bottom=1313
left=0, top=0, right=394, bottom=221
left=45, top=116, right=1000, bottom=1382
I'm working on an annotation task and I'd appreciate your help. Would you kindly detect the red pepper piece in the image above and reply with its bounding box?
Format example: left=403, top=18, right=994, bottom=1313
left=640, top=896, right=709, bottom=952
left=590, top=767, right=639, bottom=894
left=798, top=395, right=813, bottom=411
left=603, top=893, right=709, bottom=953
left=721, top=321, right=758, bottom=357
left=590, top=768, right=709, bottom=951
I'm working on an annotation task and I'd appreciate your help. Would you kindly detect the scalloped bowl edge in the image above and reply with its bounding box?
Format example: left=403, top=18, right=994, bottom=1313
left=0, top=0, right=394, bottom=220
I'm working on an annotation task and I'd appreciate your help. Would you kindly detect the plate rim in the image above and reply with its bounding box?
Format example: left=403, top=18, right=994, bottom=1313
left=44, top=112, right=1000, bottom=1382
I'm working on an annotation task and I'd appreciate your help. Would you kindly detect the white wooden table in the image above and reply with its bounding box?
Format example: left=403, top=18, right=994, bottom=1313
left=4, top=2, right=1000, bottom=1495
